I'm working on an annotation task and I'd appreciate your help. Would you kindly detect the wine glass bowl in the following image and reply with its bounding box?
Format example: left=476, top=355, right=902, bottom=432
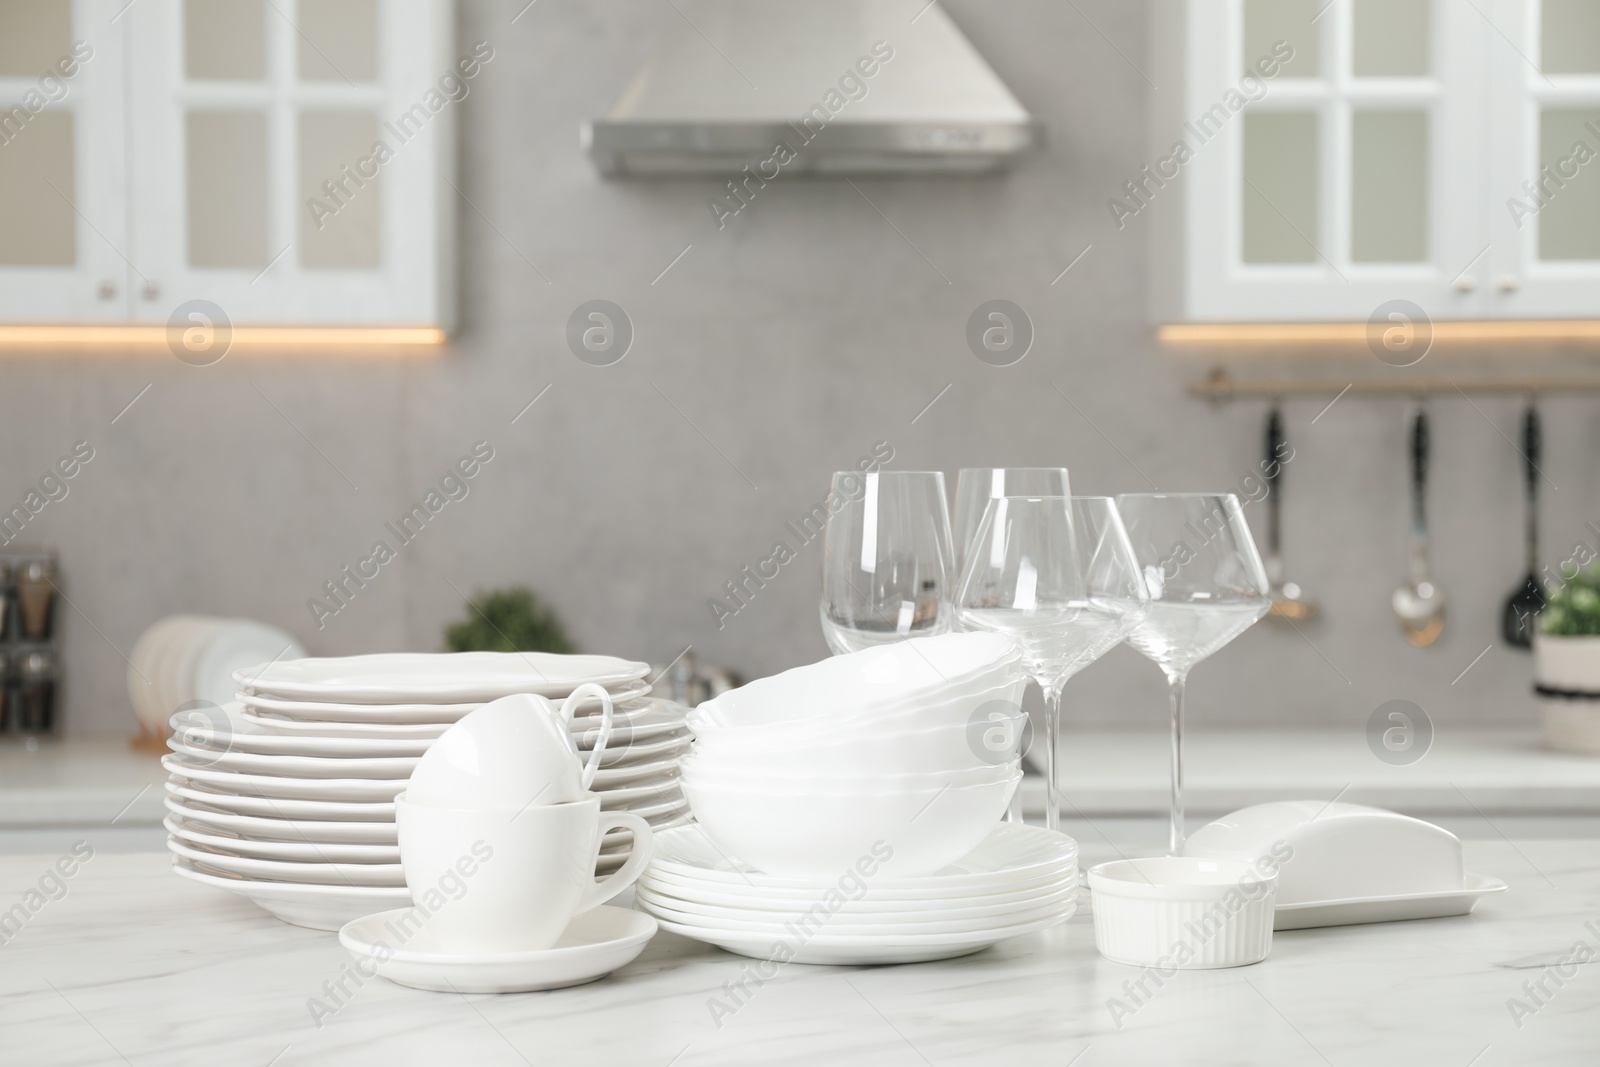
left=1116, top=493, right=1270, bottom=853
left=820, top=471, right=955, bottom=656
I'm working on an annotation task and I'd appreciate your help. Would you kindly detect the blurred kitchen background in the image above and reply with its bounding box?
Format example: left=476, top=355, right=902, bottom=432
left=2, top=0, right=1598, bottom=749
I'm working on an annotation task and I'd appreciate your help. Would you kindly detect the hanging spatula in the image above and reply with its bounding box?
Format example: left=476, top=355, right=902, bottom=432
left=1501, top=403, right=1544, bottom=648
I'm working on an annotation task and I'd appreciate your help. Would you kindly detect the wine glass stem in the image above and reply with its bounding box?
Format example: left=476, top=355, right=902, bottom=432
left=1167, top=672, right=1187, bottom=856
left=1043, top=684, right=1063, bottom=834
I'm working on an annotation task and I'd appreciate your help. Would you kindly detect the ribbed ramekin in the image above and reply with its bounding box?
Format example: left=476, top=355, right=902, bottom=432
left=1088, top=857, right=1276, bottom=969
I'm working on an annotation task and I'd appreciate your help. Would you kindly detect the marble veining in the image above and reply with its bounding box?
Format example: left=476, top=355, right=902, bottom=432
left=2, top=841, right=1598, bottom=1066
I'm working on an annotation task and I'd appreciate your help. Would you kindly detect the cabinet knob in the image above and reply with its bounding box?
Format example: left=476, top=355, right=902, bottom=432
left=1454, top=274, right=1477, bottom=292
left=1498, top=274, right=1521, bottom=292
left=141, top=282, right=160, bottom=301
left=96, top=281, right=116, bottom=300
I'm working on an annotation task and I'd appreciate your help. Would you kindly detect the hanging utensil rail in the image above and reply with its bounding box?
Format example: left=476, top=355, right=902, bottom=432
left=1190, top=369, right=1600, bottom=400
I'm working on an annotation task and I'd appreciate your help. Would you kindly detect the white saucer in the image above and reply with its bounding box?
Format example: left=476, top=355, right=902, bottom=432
left=339, top=905, right=657, bottom=993
left=1274, top=873, right=1508, bottom=930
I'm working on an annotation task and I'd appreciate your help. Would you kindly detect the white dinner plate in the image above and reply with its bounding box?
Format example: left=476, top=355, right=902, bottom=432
left=165, top=815, right=400, bottom=862
left=591, top=775, right=683, bottom=807
left=168, top=838, right=405, bottom=887
left=600, top=791, right=689, bottom=819
left=1273, top=873, right=1508, bottom=931
left=588, top=755, right=685, bottom=788
left=650, top=904, right=1076, bottom=965
left=174, top=859, right=411, bottom=930
left=235, top=652, right=651, bottom=703
left=171, top=708, right=432, bottom=757
left=193, top=622, right=304, bottom=710
left=165, top=795, right=398, bottom=843
left=166, top=739, right=421, bottom=780
left=573, top=702, right=688, bottom=747
left=637, top=886, right=1076, bottom=934
left=339, top=905, right=657, bottom=993
left=166, top=780, right=396, bottom=821
left=588, top=732, right=692, bottom=767
left=649, top=823, right=1078, bottom=896
left=237, top=682, right=652, bottom=725
left=239, top=711, right=453, bottom=739
left=162, top=756, right=408, bottom=801
left=640, top=870, right=1075, bottom=913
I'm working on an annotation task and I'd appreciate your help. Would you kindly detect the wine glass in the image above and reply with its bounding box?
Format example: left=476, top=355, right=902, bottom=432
left=820, top=470, right=955, bottom=655
left=953, top=468, right=1072, bottom=575
left=1116, top=493, right=1270, bottom=855
left=955, top=496, right=1147, bottom=832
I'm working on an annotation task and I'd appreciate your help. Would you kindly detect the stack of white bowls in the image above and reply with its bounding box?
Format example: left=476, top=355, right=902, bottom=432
left=640, top=634, right=1077, bottom=962
left=680, top=632, right=1029, bottom=879
left=164, top=652, right=691, bottom=930
left=128, top=615, right=305, bottom=739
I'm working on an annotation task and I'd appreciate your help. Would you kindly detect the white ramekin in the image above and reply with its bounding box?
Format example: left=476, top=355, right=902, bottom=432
left=1088, top=857, right=1277, bottom=969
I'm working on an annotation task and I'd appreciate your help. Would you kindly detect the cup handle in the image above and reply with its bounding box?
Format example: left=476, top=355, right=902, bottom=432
left=560, top=683, right=615, bottom=791
left=578, top=812, right=654, bottom=913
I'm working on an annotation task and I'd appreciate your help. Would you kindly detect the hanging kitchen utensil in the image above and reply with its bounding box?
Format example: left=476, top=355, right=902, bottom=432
left=1263, top=405, right=1317, bottom=622
left=1392, top=406, right=1446, bottom=646
left=1501, top=402, right=1544, bottom=648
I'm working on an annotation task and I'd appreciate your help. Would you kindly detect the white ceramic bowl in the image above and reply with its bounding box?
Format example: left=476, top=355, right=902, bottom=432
left=689, top=670, right=1026, bottom=742
left=680, top=771, right=1019, bottom=879
left=1088, top=857, right=1276, bottom=969
left=680, top=758, right=1020, bottom=792
left=688, top=711, right=1027, bottom=778
left=693, top=632, right=1019, bottom=729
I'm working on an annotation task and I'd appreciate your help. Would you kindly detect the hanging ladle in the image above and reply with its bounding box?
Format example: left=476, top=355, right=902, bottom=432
left=1392, top=405, right=1446, bottom=646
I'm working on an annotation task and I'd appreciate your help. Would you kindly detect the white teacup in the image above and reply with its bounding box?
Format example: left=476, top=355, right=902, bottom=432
left=395, top=792, right=652, bottom=954
left=405, top=684, right=616, bottom=809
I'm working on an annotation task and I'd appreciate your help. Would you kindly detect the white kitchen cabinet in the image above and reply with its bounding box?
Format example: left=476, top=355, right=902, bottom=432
left=0, top=0, right=456, bottom=329
left=1150, top=0, right=1600, bottom=325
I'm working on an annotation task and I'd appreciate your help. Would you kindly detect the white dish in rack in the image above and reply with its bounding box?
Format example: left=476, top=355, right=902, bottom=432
left=235, top=652, right=650, bottom=703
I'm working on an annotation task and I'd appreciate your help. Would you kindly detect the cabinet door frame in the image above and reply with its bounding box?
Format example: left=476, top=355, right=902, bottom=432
left=124, top=0, right=454, bottom=326
left=0, top=0, right=130, bottom=323
left=1487, top=0, right=1600, bottom=319
left=1158, top=0, right=1490, bottom=323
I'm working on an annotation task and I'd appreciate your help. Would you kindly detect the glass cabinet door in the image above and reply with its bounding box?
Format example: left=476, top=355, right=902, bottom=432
left=126, top=0, right=451, bottom=325
left=1488, top=0, right=1600, bottom=318
left=1170, top=0, right=1489, bottom=322
left=0, top=0, right=130, bottom=322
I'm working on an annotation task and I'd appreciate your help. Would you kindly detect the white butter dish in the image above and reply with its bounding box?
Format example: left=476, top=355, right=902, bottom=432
left=1183, top=801, right=1506, bottom=930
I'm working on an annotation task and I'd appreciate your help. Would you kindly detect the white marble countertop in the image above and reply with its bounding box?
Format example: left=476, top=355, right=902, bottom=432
left=4, top=841, right=1598, bottom=1065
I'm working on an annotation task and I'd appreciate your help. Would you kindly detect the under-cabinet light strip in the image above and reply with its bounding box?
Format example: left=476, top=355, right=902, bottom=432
left=1158, top=321, right=1600, bottom=344
left=0, top=326, right=448, bottom=350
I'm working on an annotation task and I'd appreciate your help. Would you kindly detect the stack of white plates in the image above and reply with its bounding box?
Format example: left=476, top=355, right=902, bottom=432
left=638, top=823, right=1078, bottom=965
left=128, top=615, right=305, bottom=737
left=165, top=653, right=691, bottom=930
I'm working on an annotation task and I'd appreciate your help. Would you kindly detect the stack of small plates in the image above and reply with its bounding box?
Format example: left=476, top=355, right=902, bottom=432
left=128, top=615, right=305, bottom=739
left=637, top=823, right=1079, bottom=965
left=165, top=652, right=691, bottom=931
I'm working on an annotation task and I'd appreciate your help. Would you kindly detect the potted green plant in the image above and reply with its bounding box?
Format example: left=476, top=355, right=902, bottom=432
left=1536, top=567, right=1600, bottom=754
left=445, top=587, right=576, bottom=655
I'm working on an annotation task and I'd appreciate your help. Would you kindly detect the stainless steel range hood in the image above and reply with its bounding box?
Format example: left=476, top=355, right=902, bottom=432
left=584, top=0, right=1041, bottom=176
